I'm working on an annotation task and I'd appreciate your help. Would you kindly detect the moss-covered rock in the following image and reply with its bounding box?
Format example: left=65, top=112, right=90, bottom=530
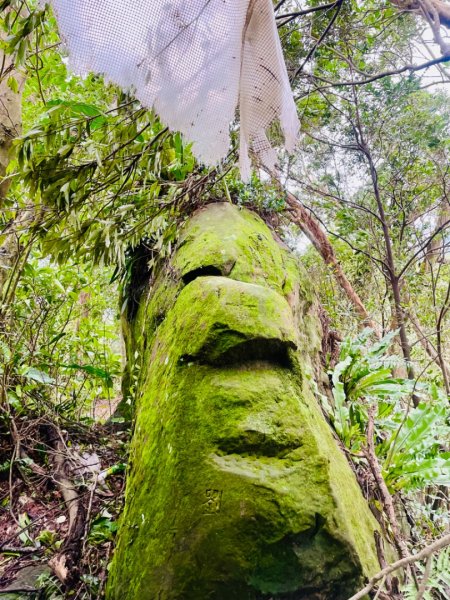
left=107, top=203, right=383, bottom=599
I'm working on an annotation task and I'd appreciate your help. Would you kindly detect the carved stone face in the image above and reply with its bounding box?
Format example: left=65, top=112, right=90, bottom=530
left=108, top=203, right=381, bottom=600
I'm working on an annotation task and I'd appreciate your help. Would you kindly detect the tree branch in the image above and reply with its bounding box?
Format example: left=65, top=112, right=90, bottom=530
left=292, top=0, right=345, bottom=82
left=347, top=531, right=450, bottom=600
left=365, top=406, right=410, bottom=561
left=276, top=2, right=339, bottom=27
left=391, top=0, right=450, bottom=30
left=303, top=54, right=450, bottom=89
left=280, top=185, right=381, bottom=334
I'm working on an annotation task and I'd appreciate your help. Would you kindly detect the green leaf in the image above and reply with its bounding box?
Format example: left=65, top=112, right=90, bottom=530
left=59, top=363, right=114, bottom=387
left=7, top=75, right=19, bottom=93
left=23, top=367, right=55, bottom=385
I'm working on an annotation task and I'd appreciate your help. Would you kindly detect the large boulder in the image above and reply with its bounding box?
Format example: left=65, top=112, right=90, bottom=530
left=108, top=203, right=383, bottom=599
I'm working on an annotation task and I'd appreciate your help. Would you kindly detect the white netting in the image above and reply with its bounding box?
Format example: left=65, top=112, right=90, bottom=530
left=46, top=0, right=299, bottom=178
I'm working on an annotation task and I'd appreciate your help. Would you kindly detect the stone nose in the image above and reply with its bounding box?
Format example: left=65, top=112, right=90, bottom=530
left=173, top=275, right=298, bottom=365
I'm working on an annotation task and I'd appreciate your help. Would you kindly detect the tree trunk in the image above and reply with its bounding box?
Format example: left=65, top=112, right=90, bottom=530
left=391, top=0, right=450, bottom=32
left=285, top=190, right=381, bottom=334
left=107, top=202, right=387, bottom=600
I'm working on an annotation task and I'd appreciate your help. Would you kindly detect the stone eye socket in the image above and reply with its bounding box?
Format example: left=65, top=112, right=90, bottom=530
left=182, top=265, right=223, bottom=285
left=180, top=337, right=296, bottom=368
left=215, top=338, right=295, bottom=368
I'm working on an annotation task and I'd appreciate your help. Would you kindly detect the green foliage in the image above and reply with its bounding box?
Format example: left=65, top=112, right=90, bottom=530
left=2, top=1, right=47, bottom=68
left=2, top=1, right=202, bottom=274
left=379, top=400, right=450, bottom=492
left=329, top=328, right=411, bottom=447
left=230, top=173, right=287, bottom=213
left=402, top=546, right=450, bottom=599
left=88, top=514, right=118, bottom=545
left=35, top=573, right=64, bottom=600
left=329, top=330, right=450, bottom=493
left=18, top=511, right=33, bottom=546
left=36, top=529, right=61, bottom=550
left=15, top=98, right=197, bottom=267
left=1, top=252, right=121, bottom=423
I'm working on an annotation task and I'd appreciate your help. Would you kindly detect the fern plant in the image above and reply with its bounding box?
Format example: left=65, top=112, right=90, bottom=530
left=378, top=400, right=450, bottom=492
left=328, top=329, right=450, bottom=493
left=401, top=546, right=450, bottom=600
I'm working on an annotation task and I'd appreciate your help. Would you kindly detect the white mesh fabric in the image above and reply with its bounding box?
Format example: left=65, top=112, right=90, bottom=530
left=46, top=0, right=299, bottom=178
left=239, top=0, right=300, bottom=179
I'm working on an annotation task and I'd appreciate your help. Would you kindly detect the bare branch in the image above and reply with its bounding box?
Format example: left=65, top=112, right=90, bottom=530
left=303, top=54, right=450, bottom=89
left=365, top=406, right=411, bottom=561
left=276, top=2, right=339, bottom=27
left=281, top=185, right=381, bottom=334
left=347, top=531, right=450, bottom=600
left=292, top=0, right=345, bottom=82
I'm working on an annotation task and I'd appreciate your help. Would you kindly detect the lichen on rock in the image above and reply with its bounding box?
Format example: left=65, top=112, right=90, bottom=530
left=107, top=203, right=384, bottom=599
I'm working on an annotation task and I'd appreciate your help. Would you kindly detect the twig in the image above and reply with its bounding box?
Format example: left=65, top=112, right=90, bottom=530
left=365, top=406, right=410, bottom=561
left=81, top=473, right=98, bottom=555
left=97, top=541, right=112, bottom=599
left=0, top=588, right=38, bottom=595
left=0, top=545, right=41, bottom=554
left=292, top=0, right=344, bottom=82
left=415, top=553, right=433, bottom=600
left=373, top=575, right=387, bottom=599
left=347, top=532, right=450, bottom=600
left=276, top=2, right=338, bottom=26
left=304, top=53, right=450, bottom=88
left=44, top=424, right=86, bottom=587
left=374, top=531, right=392, bottom=593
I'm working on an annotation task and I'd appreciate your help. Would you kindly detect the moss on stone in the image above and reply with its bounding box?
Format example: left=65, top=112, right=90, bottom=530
left=107, top=203, right=384, bottom=599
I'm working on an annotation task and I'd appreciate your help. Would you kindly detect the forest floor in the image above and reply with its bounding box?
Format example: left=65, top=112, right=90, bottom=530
left=0, top=409, right=128, bottom=599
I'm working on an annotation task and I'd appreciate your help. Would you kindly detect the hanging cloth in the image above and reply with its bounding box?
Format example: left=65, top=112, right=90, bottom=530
left=46, top=0, right=299, bottom=178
